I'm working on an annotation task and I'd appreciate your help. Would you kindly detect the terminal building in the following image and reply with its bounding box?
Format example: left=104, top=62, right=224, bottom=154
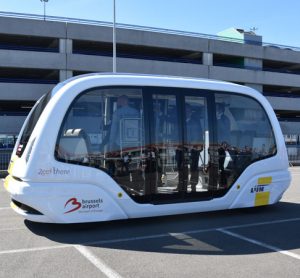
left=0, top=13, right=300, bottom=153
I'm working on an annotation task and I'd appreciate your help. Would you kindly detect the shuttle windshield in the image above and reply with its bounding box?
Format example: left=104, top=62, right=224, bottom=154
left=16, top=92, right=51, bottom=157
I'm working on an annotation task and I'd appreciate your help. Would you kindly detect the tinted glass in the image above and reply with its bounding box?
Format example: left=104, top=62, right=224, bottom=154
left=16, top=92, right=51, bottom=157
left=149, top=94, right=181, bottom=195
left=56, top=87, right=145, bottom=196
left=214, top=93, right=276, bottom=189
left=55, top=86, right=277, bottom=203
left=183, top=96, right=209, bottom=193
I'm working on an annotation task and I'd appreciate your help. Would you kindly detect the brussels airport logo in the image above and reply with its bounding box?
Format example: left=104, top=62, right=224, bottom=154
left=64, top=198, right=82, bottom=214
left=64, top=197, right=103, bottom=214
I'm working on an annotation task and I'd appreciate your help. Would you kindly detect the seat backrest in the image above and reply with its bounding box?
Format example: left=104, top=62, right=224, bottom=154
left=119, top=118, right=141, bottom=149
left=60, top=129, right=91, bottom=161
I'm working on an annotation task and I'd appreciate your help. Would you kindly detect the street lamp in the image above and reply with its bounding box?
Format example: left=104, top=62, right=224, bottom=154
left=40, top=0, right=49, bottom=21
left=113, top=0, right=116, bottom=73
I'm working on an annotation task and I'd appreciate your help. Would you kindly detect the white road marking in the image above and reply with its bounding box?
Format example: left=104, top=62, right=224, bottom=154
left=0, top=207, right=10, bottom=210
left=74, top=245, right=123, bottom=278
left=80, top=217, right=300, bottom=246
left=218, top=228, right=300, bottom=260
left=0, top=217, right=299, bottom=258
left=0, top=245, right=70, bottom=255
left=0, top=227, right=25, bottom=232
left=220, top=217, right=300, bottom=230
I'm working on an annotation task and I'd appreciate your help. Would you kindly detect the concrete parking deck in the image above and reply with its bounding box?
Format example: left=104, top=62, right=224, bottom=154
left=0, top=168, right=299, bottom=278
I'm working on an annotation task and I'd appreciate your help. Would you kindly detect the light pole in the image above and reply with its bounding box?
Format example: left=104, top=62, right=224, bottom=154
left=40, top=0, right=49, bottom=21
left=113, top=0, right=117, bottom=73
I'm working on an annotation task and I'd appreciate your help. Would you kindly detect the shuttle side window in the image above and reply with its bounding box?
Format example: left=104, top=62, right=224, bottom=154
left=55, top=87, right=146, bottom=196
left=55, top=86, right=277, bottom=203
left=214, top=93, right=277, bottom=189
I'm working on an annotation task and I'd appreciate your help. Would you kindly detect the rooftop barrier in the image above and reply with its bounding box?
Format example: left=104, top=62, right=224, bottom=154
left=1, top=11, right=300, bottom=52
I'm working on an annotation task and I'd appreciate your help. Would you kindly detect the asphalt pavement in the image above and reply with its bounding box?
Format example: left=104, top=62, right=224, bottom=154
left=0, top=168, right=299, bottom=278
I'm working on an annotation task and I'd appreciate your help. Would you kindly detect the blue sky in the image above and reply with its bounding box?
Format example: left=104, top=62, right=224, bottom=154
left=1, top=0, right=300, bottom=47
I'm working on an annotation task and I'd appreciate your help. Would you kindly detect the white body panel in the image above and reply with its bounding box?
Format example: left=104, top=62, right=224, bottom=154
left=4, top=74, right=291, bottom=223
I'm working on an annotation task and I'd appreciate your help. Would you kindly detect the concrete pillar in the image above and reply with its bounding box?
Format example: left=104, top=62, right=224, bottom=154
left=59, top=70, right=73, bottom=81
left=244, top=58, right=263, bottom=92
left=245, top=83, right=263, bottom=92
left=244, top=58, right=262, bottom=70
left=59, top=38, right=73, bottom=81
left=59, top=38, right=72, bottom=54
left=202, top=53, right=213, bottom=66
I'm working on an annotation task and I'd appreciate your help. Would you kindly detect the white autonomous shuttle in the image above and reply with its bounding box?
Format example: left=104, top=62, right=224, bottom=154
left=4, top=74, right=291, bottom=223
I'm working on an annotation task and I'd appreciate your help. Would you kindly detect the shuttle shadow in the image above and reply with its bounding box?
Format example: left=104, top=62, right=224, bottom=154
left=25, top=201, right=300, bottom=256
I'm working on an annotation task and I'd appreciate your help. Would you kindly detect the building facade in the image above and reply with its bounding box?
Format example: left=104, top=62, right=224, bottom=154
left=0, top=14, right=300, bottom=149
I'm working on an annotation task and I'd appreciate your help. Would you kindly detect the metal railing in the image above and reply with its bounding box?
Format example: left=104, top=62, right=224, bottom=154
left=1, top=11, right=300, bottom=52
left=286, top=145, right=300, bottom=166
left=0, top=150, right=12, bottom=176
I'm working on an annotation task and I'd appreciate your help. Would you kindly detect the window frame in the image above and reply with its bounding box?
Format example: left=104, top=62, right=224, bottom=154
left=54, top=85, right=277, bottom=204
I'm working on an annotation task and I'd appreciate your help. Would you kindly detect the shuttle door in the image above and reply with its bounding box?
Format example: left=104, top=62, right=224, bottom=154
left=182, top=96, right=212, bottom=197
left=146, top=90, right=215, bottom=202
left=145, top=93, right=182, bottom=200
